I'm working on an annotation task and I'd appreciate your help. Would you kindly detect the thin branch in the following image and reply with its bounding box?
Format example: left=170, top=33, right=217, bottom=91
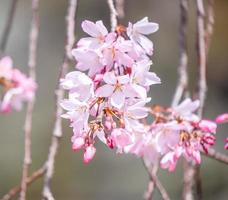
left=196, top=0, right=207, bottom=117
left=19, top=0, right=39, bottom=199
left=107, top=0, right=118, bottom=31
left=42, top=0, right=78, bottom=199
left=203, top=149, right=228, bottom=165
left=182, top=160, right=195, bottom=200
left=191, top=1, right=207, bottom=199
left=1, top=166, right=46, bottom=200
left=142, top=160, right=170, bottom=200
left=205, top=0, right=214, bottom=55
left=0, top=0, right=18, bottom=55
left=172, top=0, right=189, bottom=108
left=144, top=163, right=158, bottom=200
left=115, top=0, right=125, bottom=19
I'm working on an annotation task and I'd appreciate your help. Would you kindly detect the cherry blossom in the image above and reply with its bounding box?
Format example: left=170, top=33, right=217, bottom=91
left=0, top=56, right=37, bottom=113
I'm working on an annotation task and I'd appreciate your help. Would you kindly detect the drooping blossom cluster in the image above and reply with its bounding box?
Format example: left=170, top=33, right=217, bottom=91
left=60, top=18, right=225, bottom=170
left=60, top=17, right=160, bottom=163
left=0, top=56, right=37, bottom=113
left=145, top=99, right=217, bottom=171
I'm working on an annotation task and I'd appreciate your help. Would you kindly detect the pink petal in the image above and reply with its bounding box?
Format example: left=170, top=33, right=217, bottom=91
left=111, top=90, right=125, bottom=109
left=135, top=34, right=154, bottom=55
left=72, top=137, right=85, bottom=151
left=199, top=120, right=217, bottom=133
left=117, top=74, right=130, bottom=84
left=96, top=84, right=114, bottom=97
left=82, top=20, right=100, bottom=37
left=135, top=19, right=159, bottom=35
left=83, top=146, right=96, bottom=163
left=215, top=113, right=228, bottom=124
left=95, top=21, right=108, bottom=36
left=145, top=72, right=161, bottom=86
left=0, top=56, right=13, bottom=68
left=103, top=72, right=117, bottom=84
left=111, top=129, right=132, bottom=148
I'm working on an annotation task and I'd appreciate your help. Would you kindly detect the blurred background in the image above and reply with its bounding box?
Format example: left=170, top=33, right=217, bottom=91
left=0, top=0, right=228, bottom=199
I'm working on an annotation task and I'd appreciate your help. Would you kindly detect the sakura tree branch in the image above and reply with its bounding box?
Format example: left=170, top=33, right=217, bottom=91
left=0, top=0, right=18, bottom=55
left=193, top=1, right=207, bottom=199
left=143, top=163, right=159, bottom=200
left=196, top=0, right=207, bottom=118
left=115, top=0, right=125, bottom=19
left=205, top=0, right=214, bottom=55
left=107, top=0, right=118, bottom=31
left=42, top=0, right=78, bottom=199
left=182, top=160, right=195, bottom=200
left=203, top=149, right=228, bottom=165
left=1, top=166, right=46, bottom=200
left=172, top=0, right=189, bottom=108
left=19, top=0, right=39, bottom=199
left=142, top=160, right=170, bottom=200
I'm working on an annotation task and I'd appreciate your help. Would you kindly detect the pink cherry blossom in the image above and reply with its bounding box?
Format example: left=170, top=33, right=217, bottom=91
left=61, top=18, right=161, bottom=163
left=96, top=72, right=130, bottom=109
left=127, top=17, right=159, bottom=55
left=0, top=56, right=37, bottom=113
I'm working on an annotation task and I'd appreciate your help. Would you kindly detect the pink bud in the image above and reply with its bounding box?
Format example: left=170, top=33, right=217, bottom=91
left=83, top=145, right=96, bottom=163
left=225, top=138, right=228, bottom=150
left=199, top=120, right=217, bottom=133
left=104, top=120, right=112, bottom=130
left=72, top=137, right=85, bottom=151
left=215, top=113, right=228, bottom=124
left=106, top=137, right=115, bottom=149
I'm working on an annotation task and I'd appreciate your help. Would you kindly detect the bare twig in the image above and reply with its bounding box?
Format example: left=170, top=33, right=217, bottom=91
left=182, top=160, right=195, bottom=200
left=191, top=1, right=207, bottom=199
left=1, top=166, right=46, bottom=200
left=0, top=0, right=18, bottom=55
left=196, top=0, right=207, bottom=117
left=172, top=0, right=189, bottom=108
left=142, top=160, right=170, bottom=200
left=42, top=0, right=78, bottom=199
left=107, top=0, right=118, bottom=31
left=205, top=0, right=214, bottom=55
left=19, top=0, right=39, bottom=199
left=115, top=0, right=125, bottom=19
left=144, top=164, right=158, bottom=200
left=203, top=149, right=228, bottom=165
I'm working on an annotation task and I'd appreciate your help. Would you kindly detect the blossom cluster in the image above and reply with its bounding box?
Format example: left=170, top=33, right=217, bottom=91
left=60, top=18, right=226, bottom=170
left=61, top=17, right=160, bottom=163
left=0, top=56, right=37, bottom=113
left=148, top=99, right=216, bottom=171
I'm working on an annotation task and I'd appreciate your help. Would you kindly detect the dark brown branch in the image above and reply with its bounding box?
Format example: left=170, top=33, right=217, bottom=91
left=142, top=160, right=170, bottom=200
left=19, top=0, right=39, bottom=199
left=172, top=0, right=189, bottom=108
left=0, top=0, right=18, bottom=55
left=1, top=166, right=45, bottom=200
left=107, top=0, right=118, bottom=31
left=42, top=0, right=78, bottom=199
